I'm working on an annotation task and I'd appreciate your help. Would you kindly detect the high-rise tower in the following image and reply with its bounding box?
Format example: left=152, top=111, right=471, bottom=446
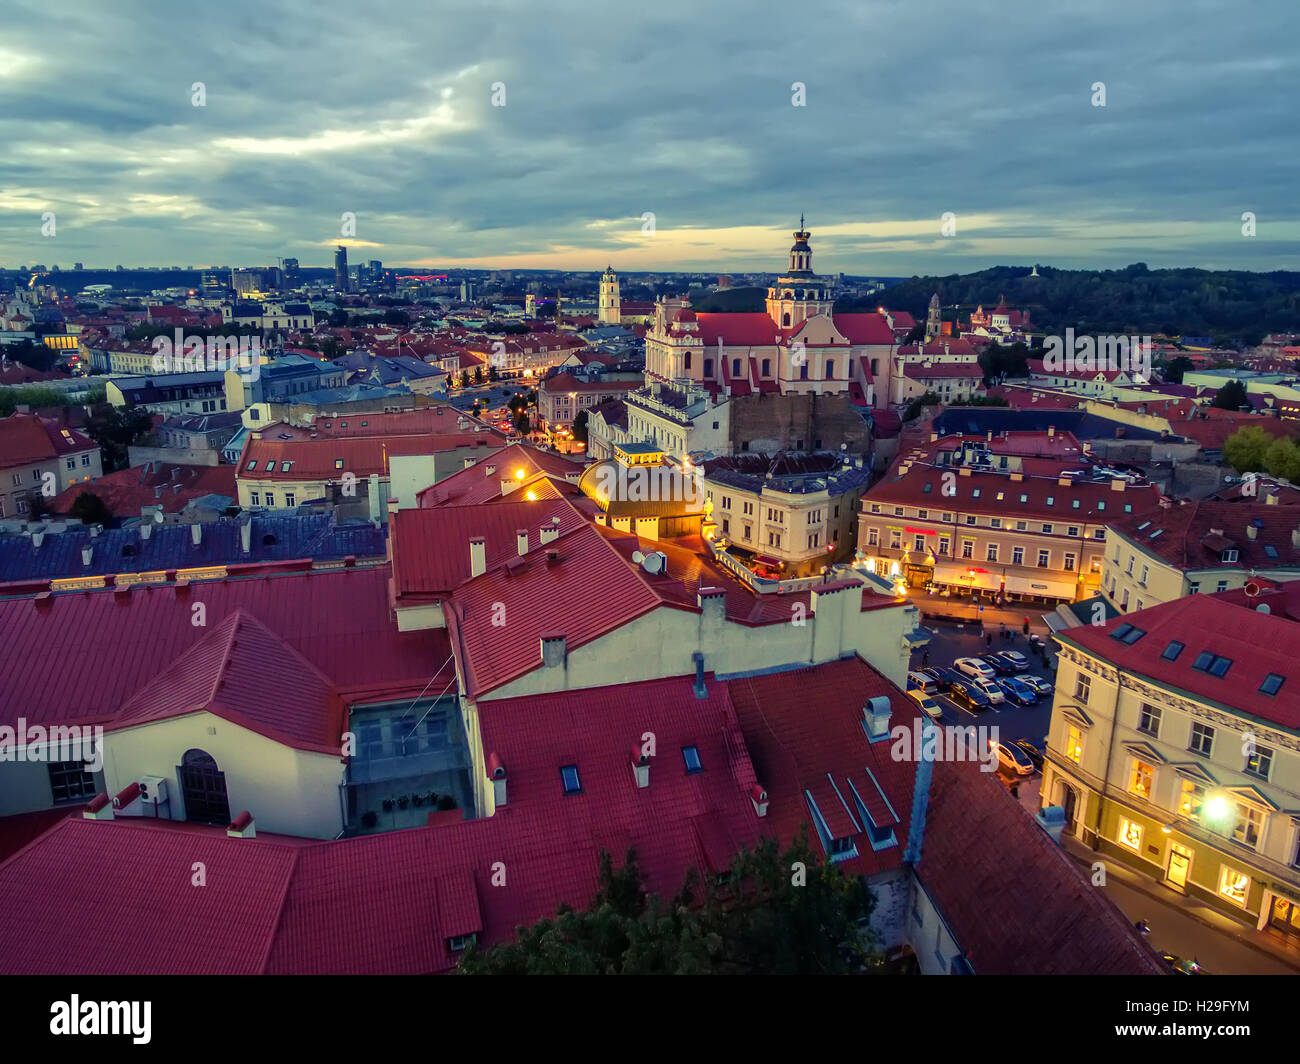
left=334, top=246, right=349, bottom=292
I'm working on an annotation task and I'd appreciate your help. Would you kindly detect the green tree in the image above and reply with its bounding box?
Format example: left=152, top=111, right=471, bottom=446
left=473, top=366, right=484, bottom=385
left=488, top=365, right=500, bottom=382
left=457, top=836, right=879, bottom=975
left=1264, top=437, right=1300, bottom=482
left=513, top=409, right=531, bottom=435
left=1211, top=379, right=1249, bottom=410
left=86, top=407, right=152, bottom=471
left=1162, top=355, right=1194, bottom=383
left=70, top=491, right=111, bottom=525
left=1222, top=425, right=1273, bottom=473
left=459, top=371, right=471, bottom=389
left=572, top=409, right=589, bottom=444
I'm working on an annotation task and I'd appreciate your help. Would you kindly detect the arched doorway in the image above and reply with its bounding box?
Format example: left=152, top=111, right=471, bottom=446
left=176, top=749, right=231, bottom=825
left=1054, top=780, right=1079, bottom=836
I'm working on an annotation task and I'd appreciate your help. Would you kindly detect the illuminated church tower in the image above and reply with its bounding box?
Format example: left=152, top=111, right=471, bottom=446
left=598, top=265, right=621, bottom=325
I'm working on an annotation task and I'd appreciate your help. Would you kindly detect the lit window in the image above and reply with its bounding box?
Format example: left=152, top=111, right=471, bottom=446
left=1065, top=726, right=1084, bottom=764
left=1118, top=817, right=1143, bottom=851
left=1129, top=759, right=1154, bottom=800
left=1219, top=867, right=1249, bottom=906
left=1178, top=780, right=1204, bottom=821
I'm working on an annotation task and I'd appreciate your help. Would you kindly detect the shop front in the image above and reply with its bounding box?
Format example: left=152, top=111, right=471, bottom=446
left=1003, top=572, right=1078, bottom=602
left=931, top=564, right=1001, bottom=596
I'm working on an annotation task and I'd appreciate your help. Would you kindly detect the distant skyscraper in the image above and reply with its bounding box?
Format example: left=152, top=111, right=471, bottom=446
left=282, top=257, right=300, bottom=286
left=460, top=280, right=475, bottom=302
left=334, top=246, right=349, bottom=292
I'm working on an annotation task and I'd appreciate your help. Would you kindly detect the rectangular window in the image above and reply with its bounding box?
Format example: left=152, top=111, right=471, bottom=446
left=1118, top=817, right=1143, bottom=851
left=1138, top=703, right=1161, bottom=737
left=1042, top=523, right=1053, bottom=534
left=560, top=765, right=582, bottom=795
left=1066, top=726, right=1084, bottom=764
left=1219, top=867, right=1249, bottom=906
left=250, top=492, right=260, bottom=506
left=890, top=530, right=902, bottom=550
left=867, top=527, right=879, bottom=547
left=682, top=746, right=702, bottom=773
left=1178, top=779, right=1204, bottom=821
left=961, top=541, right=973, bottom=559
left=1139, top=564, right=1149, bottom=586
left=48, top=760, right=97, bottom=804
left=1037, top=549, right=1050, bottom=568
left=986, top=544, right=998, bottom=562
left=1064, top=553, right=1076, bottom=572
left=990, top=518, right=1002, bottom=529
left=913, top=535, right=926, bottom=552
left=1074, top=673, right=1091, bottom=703
left=1129, top=759, right=1154, bottom=800
left=937, top=536, right=950, bottom=556
left=1161, top=640, right=1185, bottom=661
left=1189, top=723, right=1214, bottom=757
left=264, top=493, right=274, bottom=507
left=1012, top=546, right=1024, bottom=566
left=1233, top=805, right=1262, bottom=849
left=1260, top=673, right=1285, bottom=696
left=284, top=493, right=296, bottom=507
left=1245, top=744, right=1273, bottom=780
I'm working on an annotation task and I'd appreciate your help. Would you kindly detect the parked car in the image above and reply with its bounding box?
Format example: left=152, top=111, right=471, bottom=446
left=948, top=680, right=991, bottom=712
left=1161, top=953, right=1210, bottom=975
left=1010, top=738, right=1045, bottom=770
left=1000, top=650, right=1031, bottom=671
left=979, top=653, right=1016, bottom=676
left=954, top=657, right=996, bottom=680
left=921, top=666, right=961, bottom=691
left=990, top=738, right=1035, bottom=776
left=969, top=677, right=1005, bottom=705
left=1021, top=674, right=1054, bottom=697
left=995, top=677, right=1038, bottom=706
left=906, top=689, right=944, bottom=720
left=907, top=670, right=938, bottom=695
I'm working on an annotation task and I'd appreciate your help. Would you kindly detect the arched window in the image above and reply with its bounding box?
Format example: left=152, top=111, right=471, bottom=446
left=782, top=312, right=791, bottom=327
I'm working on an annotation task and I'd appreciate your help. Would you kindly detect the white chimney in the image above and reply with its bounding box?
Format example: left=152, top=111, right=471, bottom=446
left=750, top=785, right=769, bottom=817
left=864, top=695, right=892, bottom=741
left=1035, top=804, right=1067, bottom=844
left=632, top=749, right=650, bottom=788
left=240, top=518, right=252, bottom=554
left=226, top=811, right=256, bottom=839
left=469, top=536, right=486, bottom=578
left=540, top=633, right=566, bottom=667
left=139, top=522, right=152, bottom=541
left=488, top=754, right=507, bottom=807
left=31, top=529, right=44, bottom=550
left=516, top=529, right=528, bottom=556
left=81, top=545, right=93, bottom=568
left=539, top=524, right=560, bottom=545
left=191, top=523, right=202, bottom=546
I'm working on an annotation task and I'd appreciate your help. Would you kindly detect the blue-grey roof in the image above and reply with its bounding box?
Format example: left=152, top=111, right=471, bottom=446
left=0, top=514, right=387, bottom=583
left=933, top=408, right=1168, bottom=442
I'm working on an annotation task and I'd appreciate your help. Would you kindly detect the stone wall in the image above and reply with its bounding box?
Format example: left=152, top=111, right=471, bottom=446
left=727, top=392, right=872, bottom=457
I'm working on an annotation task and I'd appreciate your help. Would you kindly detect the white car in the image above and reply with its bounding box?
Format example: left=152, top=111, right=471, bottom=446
left=954, top=657, right=996, bottom=680
left=969, top=677, right=1005, bottom=705
left=906, top=689, right=944, bottom=720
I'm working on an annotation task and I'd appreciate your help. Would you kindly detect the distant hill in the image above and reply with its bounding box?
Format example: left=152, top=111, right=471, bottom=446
left=835, top=264, right=1300, bottom=346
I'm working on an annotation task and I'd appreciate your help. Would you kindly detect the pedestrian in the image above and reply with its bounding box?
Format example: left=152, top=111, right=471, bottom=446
left=1022, top=617, right=1030, bottom=636
left=922, top=649, right=930, bottom=667
left=985, top=632, right=993, bottom=648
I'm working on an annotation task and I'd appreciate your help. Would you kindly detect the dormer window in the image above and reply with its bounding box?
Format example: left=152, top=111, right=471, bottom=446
left=1222, top=549, right=1239, bottom=563
left=448, top=933, right=477, bottom=952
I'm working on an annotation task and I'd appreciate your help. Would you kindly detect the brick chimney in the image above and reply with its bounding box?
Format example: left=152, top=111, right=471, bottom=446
left=226, top=811, right=256, bottom=838
left=750, top=785, right=769, bottom=817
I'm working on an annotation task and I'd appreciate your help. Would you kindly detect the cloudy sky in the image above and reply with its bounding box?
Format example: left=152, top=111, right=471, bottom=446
left=1, top=0, right=1295, bottom=275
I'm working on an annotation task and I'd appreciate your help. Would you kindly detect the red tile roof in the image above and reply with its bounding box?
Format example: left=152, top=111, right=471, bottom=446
left=310, top=408, right=505, bottom=439
left=918, top=759, right=1165, bottom=974
left=1057, top=585, right=1300, bottom=731
left=832, top=313, right=897, bottom=346
left=241, top=433, right=502, bottom=481
left=49, top=463, right=236, bottom=517
left=415, top=444, right=584, bottom=508
left=0, top=412, right=96, bottom=467
left=1108, top=499, right=1300, bottom=572
left=113, top=609, right=344, bottom=754
left=0, top=564, right=450, bottom=732
left=725, top=656, right=913, bottom=880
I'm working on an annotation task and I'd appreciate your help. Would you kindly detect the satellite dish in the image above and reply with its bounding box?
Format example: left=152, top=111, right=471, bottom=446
left=1257, top=603, right=1272, bottom=614
left=642, top=552, right=665, bottom=575
left=154, top=509, right=165, bottom=523
left=632, top=550, right=645, bottom=564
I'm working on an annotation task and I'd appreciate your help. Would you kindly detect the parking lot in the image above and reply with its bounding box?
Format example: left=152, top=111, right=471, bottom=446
left=908, top=619, right=1060, bottom=785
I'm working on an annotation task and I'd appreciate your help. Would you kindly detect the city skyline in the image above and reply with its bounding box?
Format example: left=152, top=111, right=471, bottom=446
left=1, top=0, right=1297, bottom=274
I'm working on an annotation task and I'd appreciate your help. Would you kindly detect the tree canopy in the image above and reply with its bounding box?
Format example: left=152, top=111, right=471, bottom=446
left=456, top=836, right=881, bottom=975
left=1211, top=380, right=1249, bottom=410
left=1221, top=425, right=1300, bottom=478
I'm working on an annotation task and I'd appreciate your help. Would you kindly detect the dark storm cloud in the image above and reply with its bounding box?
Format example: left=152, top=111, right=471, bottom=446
left=0, top=0, right=1294, bottom=272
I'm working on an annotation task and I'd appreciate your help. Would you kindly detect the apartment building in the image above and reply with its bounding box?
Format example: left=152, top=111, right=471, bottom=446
left=857, top=430, right=1161, bottom=603
left=1044, top=584, right=1300, bottom=944
left=701, top=452, right=870, bottom=577
left=537, top=371, right=642, bottom=431
left=1104, top=499, right=1300, bottom=612
left=0, top=412, right=102, bottom=520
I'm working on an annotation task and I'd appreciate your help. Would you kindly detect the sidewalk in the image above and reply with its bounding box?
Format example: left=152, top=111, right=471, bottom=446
left=907, top=589, right=1056, bottom=636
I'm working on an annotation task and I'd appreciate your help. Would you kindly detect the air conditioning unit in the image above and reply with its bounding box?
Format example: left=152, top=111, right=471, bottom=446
left=138, top=776, right=168, bottom=805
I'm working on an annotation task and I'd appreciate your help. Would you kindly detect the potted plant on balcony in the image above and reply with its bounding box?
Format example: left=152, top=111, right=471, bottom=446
left=411, top=792, right=426, bottom=807
left=382, top=798, right=394, bottom=812
left=397, top=795, right=410, bottom=810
